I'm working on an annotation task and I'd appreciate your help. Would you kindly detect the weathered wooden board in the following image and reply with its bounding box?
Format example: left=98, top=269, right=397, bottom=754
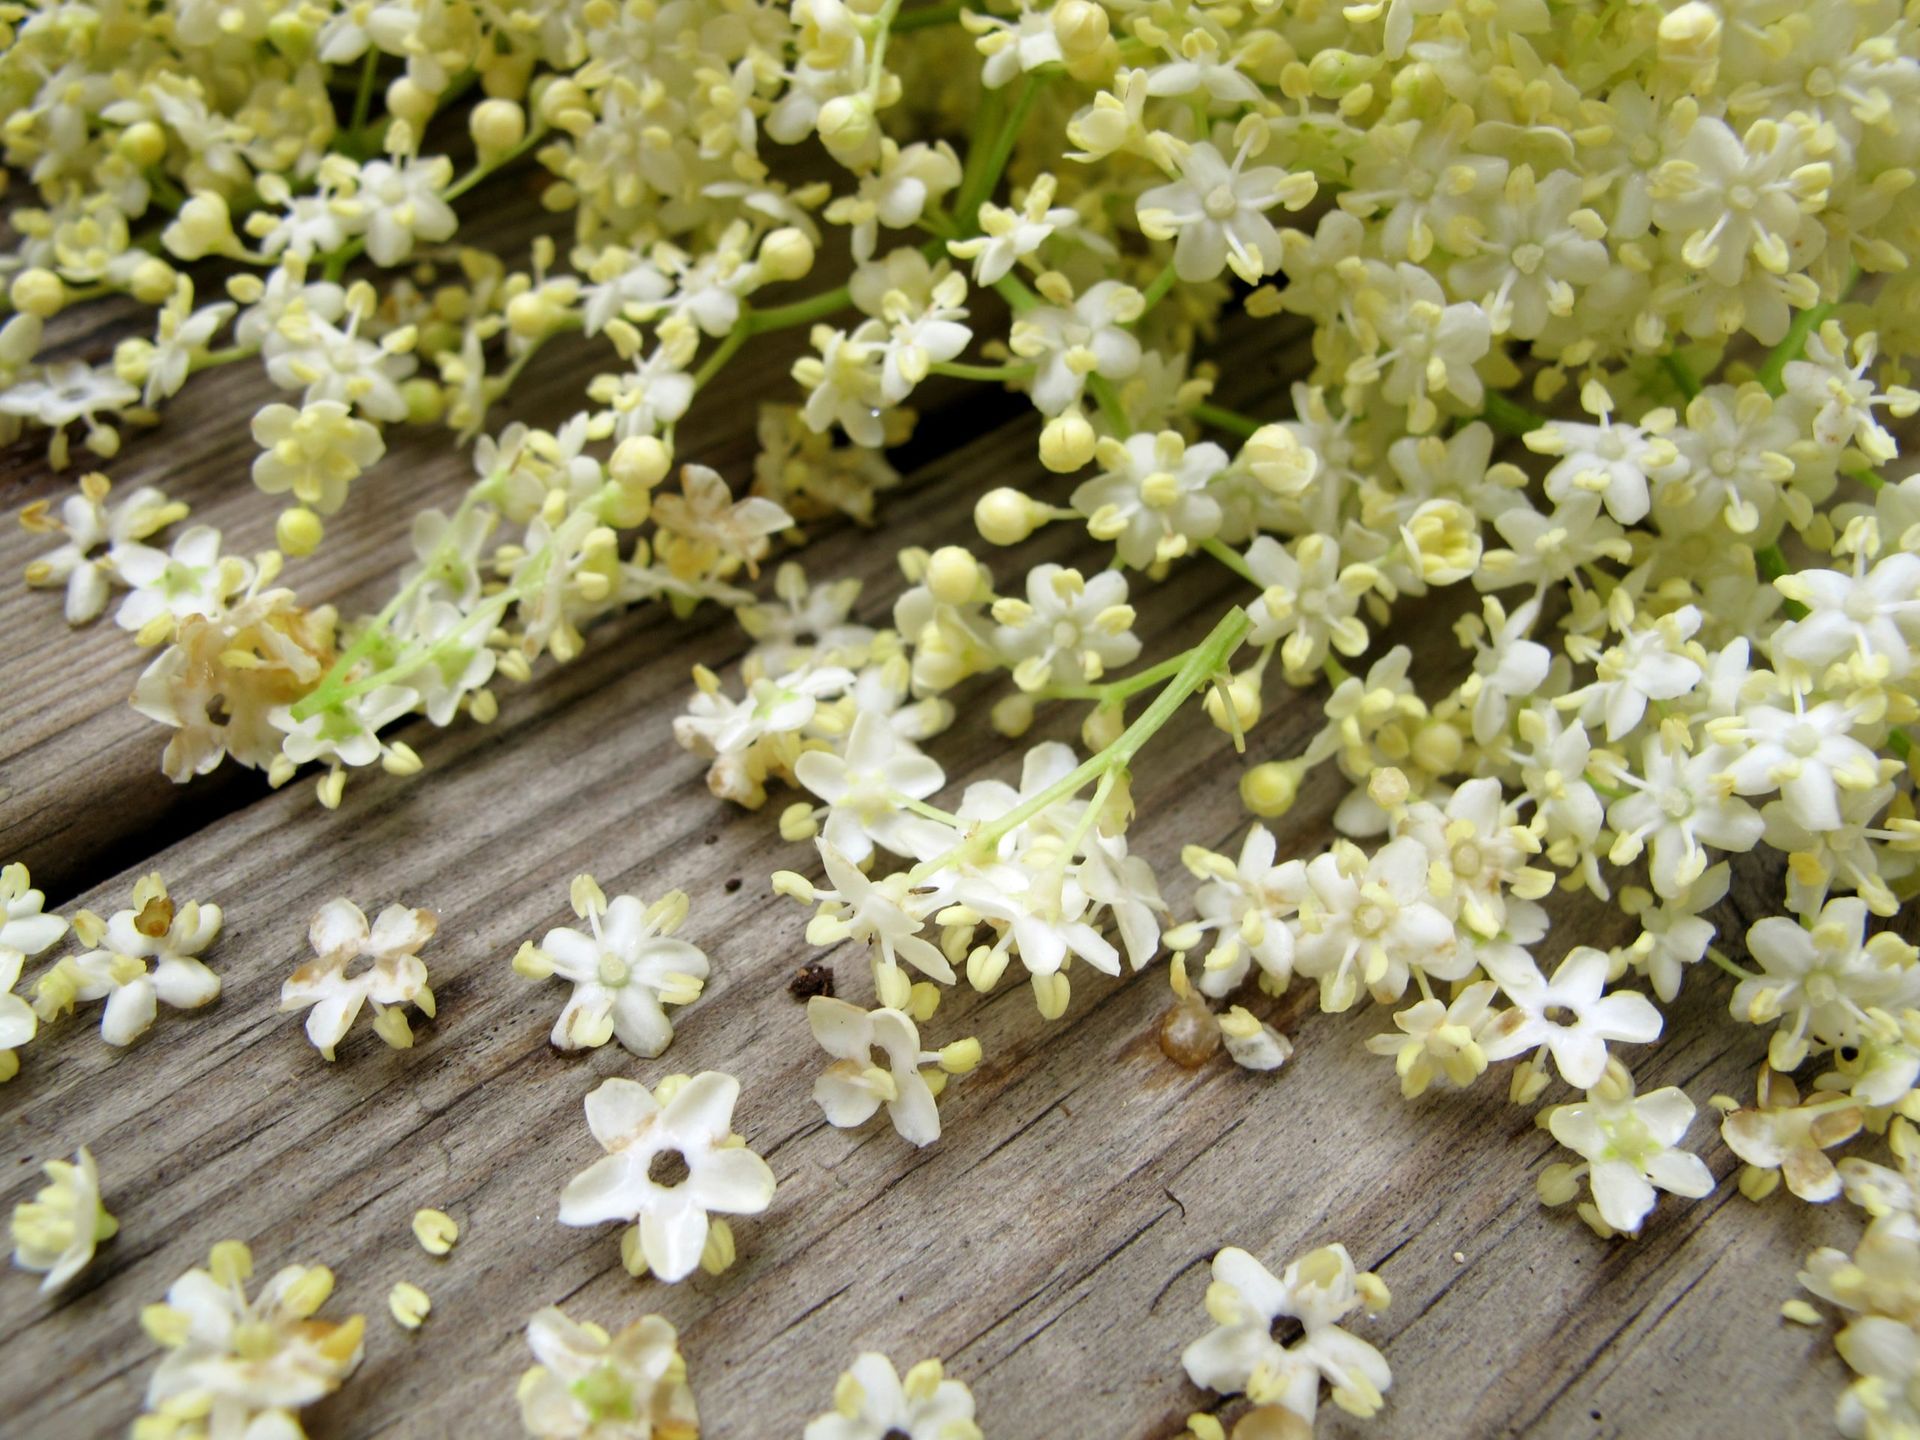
left=0, top=210, right=1859, bottom=1440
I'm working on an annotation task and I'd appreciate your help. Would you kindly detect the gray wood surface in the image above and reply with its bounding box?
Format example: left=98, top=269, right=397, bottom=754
left=0, top=246, right=1855, bottom=1439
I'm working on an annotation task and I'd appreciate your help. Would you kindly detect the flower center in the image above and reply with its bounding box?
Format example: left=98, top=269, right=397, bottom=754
left=1728, top=183, right=1758, bottom=211
left=598, top=951, right=629, bottom=986
left=1786, top=723, right=1822, bottom=758
left=647, top=1149, right=691, bottom=1187
left=1203, top=184, right=1240, bottom=220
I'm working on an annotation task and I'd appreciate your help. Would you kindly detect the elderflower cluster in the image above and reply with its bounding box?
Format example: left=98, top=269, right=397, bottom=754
left=9, top=0, right=1920, bottom=1431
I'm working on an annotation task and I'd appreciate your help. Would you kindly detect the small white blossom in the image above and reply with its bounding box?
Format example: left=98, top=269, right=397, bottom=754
left=1482, top=946, right=1664, bottom=1088
left=1182, top=1243, right=1393, bottom=1424
left=557, top=1072, right=776, bottom=1283
left=517, top=1305, right=699, bottom=1439
left=279, top=898, right=437, bottom=1060
left=1543, top=1062, right=1713, bottom=1236
left=522, top=878, right=708, bottom=1058
left=804, top=1353, right=981, bottom=1440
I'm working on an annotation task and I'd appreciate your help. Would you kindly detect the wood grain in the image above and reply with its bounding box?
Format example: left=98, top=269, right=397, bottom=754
left=0, top=219, right=1856, bottom=1440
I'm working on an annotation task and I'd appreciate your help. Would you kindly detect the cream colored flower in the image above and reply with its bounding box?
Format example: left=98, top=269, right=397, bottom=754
left=279, top=898, right=437, bottom=1059
left=517, top=1305, right=699, bottom=1439
left=558, top=1072, right=776, bottom=1283
left=11, top=1147, right=116, bottom=1292
left=138, top=1241, right=363, bottom=1438
left=804, top=1353, right=981, bottom=1440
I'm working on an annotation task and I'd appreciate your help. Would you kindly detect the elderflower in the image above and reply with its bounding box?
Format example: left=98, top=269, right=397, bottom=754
left=10, top=1148, right=116, bottom=1293
left=21, top=472, right=187, bottom=623
left=516, top=876, right=709, bottom=1058
left=137, top=1241, right=364, bottom=1438
left=517, top=1306, right=699, bottom=1440
left=1182, top=1243, right=1392, bottom=1425
left=0, top=863, right=66, bottom=1079
left=807, top=996, right=978, bottom=1147
left=34, top=874, right=223, bottom=1047
left=279, top=898, right=438, bottom=1060
left=804, top=1354, right=981, bottom=1440
left=558, top=1072, right=775, bottom=1283
left=1539, top=1060, right=1713, bottom=1237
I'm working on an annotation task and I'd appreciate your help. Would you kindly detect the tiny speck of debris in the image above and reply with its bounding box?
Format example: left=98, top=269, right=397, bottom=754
left=1453, top=1251, right=1466, bottom=1264
left=789, top=963, right=834, bottom=999
left=725, top=877, right=742, bottom=893
left=1590, top=1411, right=1602, bottom=1423
left=703, top=834, right=718, bottom=846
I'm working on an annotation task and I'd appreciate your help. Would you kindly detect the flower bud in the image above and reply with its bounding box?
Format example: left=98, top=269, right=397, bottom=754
left=386, top=76, right=437, bottom=129
left=816, top=93, right=877, bottom=164
left=975, top=486, right=1041, bottom=545
left=1081, top=702, right=1124, bottom=751
left=276, top=506, right=324, bottom=557
left=470, top=98, right=527, bottom=160
left=1039, top=409, right=1097, bottom=471
left=992, top=692, right=1034, bottom=736
left=760, top=226, right=816, bottom=281
left=128, top=257, right=177, bottom=305
left=116, top=121, right=168, bottom=168
left=610, top=434, right=672, bottom=489
left=8, top=268, right=64, bottom=319
left=925, top=546, right=979, bottom=605
left=402, top=377, right=445, bottom=425
left=1240, top=760, right=1300, bottom=817
left=1052, top=0, right=1109, bottom=53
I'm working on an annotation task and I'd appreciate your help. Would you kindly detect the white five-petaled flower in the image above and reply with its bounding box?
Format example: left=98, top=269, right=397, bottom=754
left=1293, top=837, right=1460, bottom=1012
left=795, top=710, right=949, bottom=864
left=1072, top=430, right=1228, bottom=569
left=991, top=563, right=1142, bottom=692
left=1009, top=280, right=1143, bottom=417
left=34, top=874, right=223, bottom=1047
left=249, top=399, right=385, bottom=515
left=516, top=1305, right=699, bottom=1439
left=799, top=840, right=956, bottom=989
left=113, top=525, right=246, bottom=634
left=1713, top=693, right=1884, bottom=833
left=1735, top=896, right=1920, bottom=1079
left=558, top=1072, right=776, bottom=1283
left=1482, top=945, right=1664, bottom=1088
left=808, top=996, right=977, bottom=1147
left=351, top=155, right=458, bottom=267
left=1182, top=1243, right=1393, bottom=1424
left=1544, top=1061, right=1714, bottom=1236
left=1137, top=138, right=1316, bottom=284
left=804, top=1353, right=982, bottom=1440
left=279, top=898, right=437, bottom=1060
left=140, top=1241, right=364, bottom=1436
left=22, top=472, right=187, bottom=624
left=525, top=878, right=709, bottom=1058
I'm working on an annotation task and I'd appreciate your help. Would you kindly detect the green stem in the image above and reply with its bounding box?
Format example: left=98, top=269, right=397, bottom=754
left=747, top=284, right=853, bottom=334
left=867, top=0, right=907, bottom=87
left=1661, top=350, right=1701, bottom=401
left=187, top=343, right=260, bottom=375
left=1706, top=947, right=1758, bottom=982
left=1201, top=537, right=1255, bottom=583
left=1756, top=543, right=1809, bottom=620
left=894, top=0, right=966, bottom=30
left=292, top=477, right=497, bottom=720
left=1189, top=400, right=1260, bottom=440
left=956, top=73, right=1043, bottom=224
left=348, top=52, right=381, bottom=140
left=1756, top=265, right=1858, bottom=396
left=908, top=606, right=1249, bottom=881
left=1137, top=260, right=1179, bottom=318
left=1087, top=374, right=1127, bottom=432
left=443, top=125, right=547, bottom=203
left=1041, top=648, right=1192, bottom=702
left=929, top=359, right=1033, bottom=382
left=693, top=325, right=750, bottom=389
left=1480, top=391, right=1547, bottom=436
